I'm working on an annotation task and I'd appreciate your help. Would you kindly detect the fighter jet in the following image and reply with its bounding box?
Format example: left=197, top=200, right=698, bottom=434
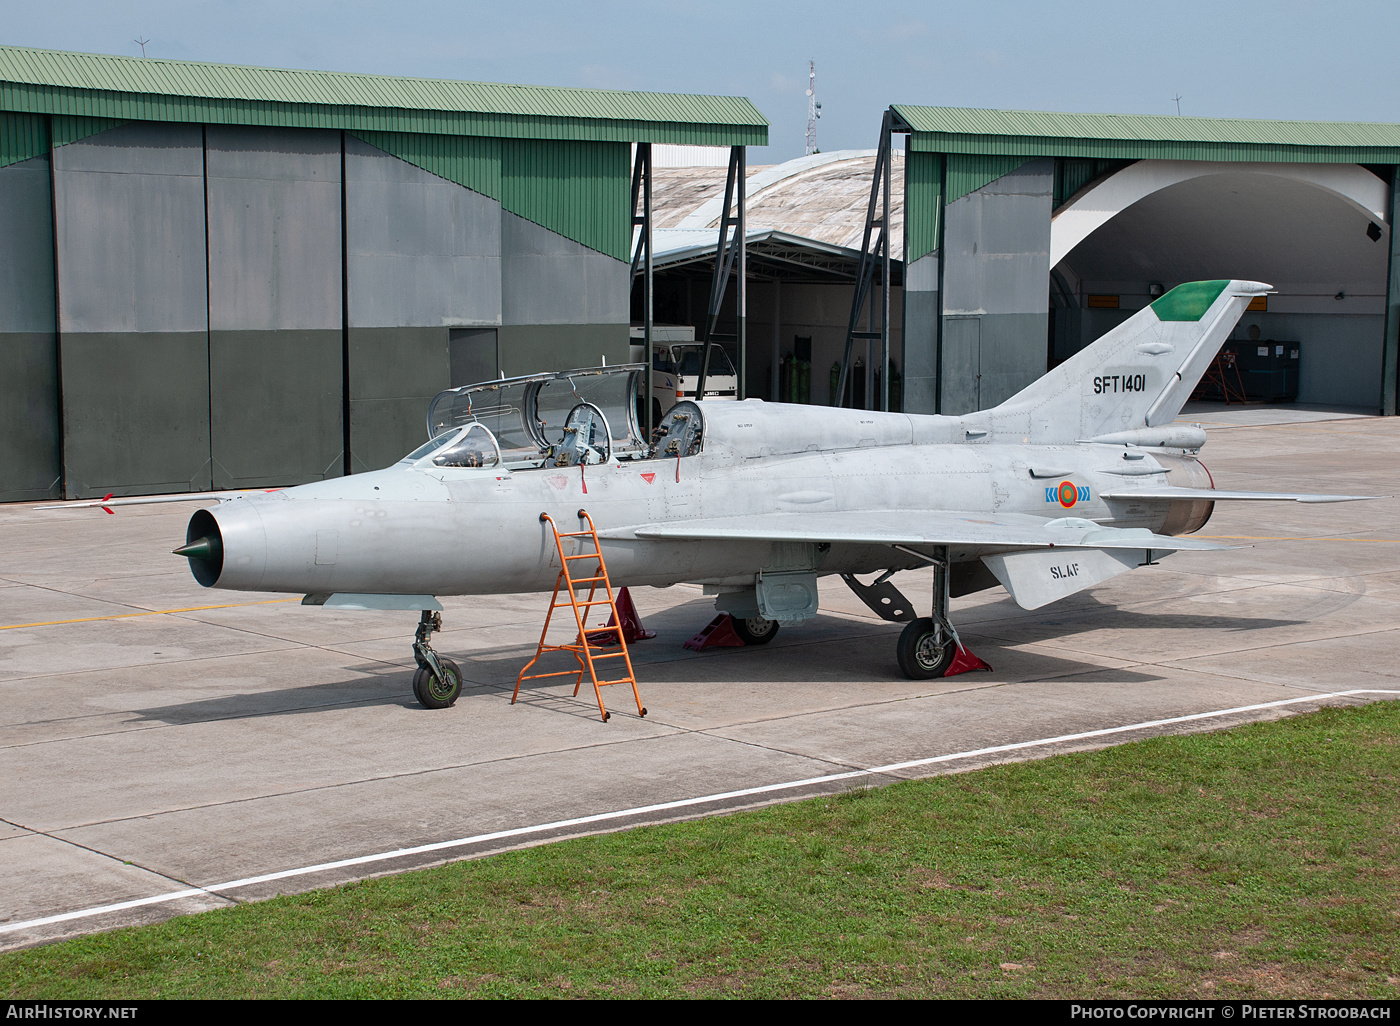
left=55, top=279, right=1373, bottom=706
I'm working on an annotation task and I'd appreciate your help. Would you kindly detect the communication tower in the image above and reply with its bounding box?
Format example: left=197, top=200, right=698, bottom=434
left=805, top=61, right=821, bottom=156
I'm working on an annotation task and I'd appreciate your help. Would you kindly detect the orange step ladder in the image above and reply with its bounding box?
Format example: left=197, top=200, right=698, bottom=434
left=513, top=509, right=647, bottom=722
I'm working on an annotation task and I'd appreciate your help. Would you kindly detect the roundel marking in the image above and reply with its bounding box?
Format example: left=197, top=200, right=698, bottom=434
left=1057, top=480, right=1078, bottom=508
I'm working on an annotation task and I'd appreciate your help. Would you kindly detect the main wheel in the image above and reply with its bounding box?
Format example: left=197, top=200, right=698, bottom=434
left=731, top=616, right=780, bottom=646
left=896, top=618, right=954, bottom=680
left=413, top=658, right=463, bottom=709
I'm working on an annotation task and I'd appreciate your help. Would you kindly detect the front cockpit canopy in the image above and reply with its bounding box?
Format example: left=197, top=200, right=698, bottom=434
left=400, top=423, right=502, bottom=469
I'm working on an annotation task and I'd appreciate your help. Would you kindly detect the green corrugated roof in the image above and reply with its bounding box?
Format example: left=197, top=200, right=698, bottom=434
left=894, top=104, right=1400, bottom=163
left=0, top=45, right=768, bottom=145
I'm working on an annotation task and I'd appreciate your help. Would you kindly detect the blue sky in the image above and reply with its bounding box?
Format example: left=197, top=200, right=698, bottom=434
left=7, top=1, right=1398, bottom=160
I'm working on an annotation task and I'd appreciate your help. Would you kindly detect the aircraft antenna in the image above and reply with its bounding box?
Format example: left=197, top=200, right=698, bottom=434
left=805, top=61, right=821, bottom=156
left=134, top=36, right=150, bottom=58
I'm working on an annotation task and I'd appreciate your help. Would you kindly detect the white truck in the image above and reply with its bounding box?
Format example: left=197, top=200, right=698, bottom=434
left=629, top=325, right=738, bottom=424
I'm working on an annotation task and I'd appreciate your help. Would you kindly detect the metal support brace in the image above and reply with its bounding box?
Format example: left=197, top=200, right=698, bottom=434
left=840, top=572, right=916, bottom=622
left=698, top=145, right=747, bottom=401
left=839, top=109, right=895, bottom=411
left=629, top=143, right=655, bottom=436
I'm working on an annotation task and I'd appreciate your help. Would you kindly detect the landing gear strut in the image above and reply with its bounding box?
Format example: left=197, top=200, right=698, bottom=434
left=412, top=609, right=462, bottom=709
left=891, top=546, right=993, bottom=680
left=895, top=546, right=957, bottom=680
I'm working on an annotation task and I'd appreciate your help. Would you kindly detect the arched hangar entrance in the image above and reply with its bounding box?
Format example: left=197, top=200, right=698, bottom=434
left=1051, top=160, right=1390, bottom=407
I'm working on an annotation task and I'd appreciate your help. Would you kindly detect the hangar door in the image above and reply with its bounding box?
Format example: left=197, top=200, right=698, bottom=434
left=1052, top=160, right=1390, bottom=409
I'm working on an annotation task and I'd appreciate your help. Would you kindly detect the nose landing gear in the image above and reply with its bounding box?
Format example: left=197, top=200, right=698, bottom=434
left=412, top=609, right=462, bottom=709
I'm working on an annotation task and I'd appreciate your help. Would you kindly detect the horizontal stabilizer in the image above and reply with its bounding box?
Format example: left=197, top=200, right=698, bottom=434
left=1080, top=425, right=1208, bottom=449
left=1100, top=487, right=1379, bottom=504
left=614, top=510, right=1228, bottom=552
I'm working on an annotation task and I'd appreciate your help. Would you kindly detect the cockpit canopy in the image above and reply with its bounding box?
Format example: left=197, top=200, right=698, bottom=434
left=411, top=365, right=713, bottom=471
left=427, top=364, right=649, bottom=469
left=400, top=423, right=501, bottom=469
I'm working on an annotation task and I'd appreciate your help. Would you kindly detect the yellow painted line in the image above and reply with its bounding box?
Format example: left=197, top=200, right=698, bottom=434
left=0, top=598, right=300, bottom=631
left=1198, top=535, right=1400, bottom=543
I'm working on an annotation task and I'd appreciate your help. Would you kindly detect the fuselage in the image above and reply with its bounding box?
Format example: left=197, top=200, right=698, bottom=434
left=184, top=401, right=1211, bottom=597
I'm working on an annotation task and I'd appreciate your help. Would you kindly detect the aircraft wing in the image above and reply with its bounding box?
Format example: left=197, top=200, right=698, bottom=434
left=1099, top=487, right=1379, bottom=503
left=611, top=509, right=1227, bottom=552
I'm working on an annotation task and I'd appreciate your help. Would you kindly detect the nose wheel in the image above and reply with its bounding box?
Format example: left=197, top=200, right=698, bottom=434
left=412, top=609, right=461, bottom=708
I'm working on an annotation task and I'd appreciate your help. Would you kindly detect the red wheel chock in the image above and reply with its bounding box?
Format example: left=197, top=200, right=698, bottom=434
left=945, top=644, right=992, bottom=676
left=586, top=586, right=657, bottom=646
left=683, top=614, right=746, bottom=651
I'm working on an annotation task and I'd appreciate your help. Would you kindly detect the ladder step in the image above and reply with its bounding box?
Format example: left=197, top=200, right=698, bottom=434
left=552, top=595, right=605, bottom=605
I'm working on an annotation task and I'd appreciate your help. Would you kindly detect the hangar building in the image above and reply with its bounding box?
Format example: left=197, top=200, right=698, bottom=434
left=0, top=46, right=765, bottom=500
left=887, top=106, right=1400, bottom=417
left=643, top=148, right=905, bottom=407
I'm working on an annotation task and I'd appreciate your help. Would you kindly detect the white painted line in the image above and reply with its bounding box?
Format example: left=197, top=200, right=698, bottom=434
left=6, top=688, right=1397, bottom=937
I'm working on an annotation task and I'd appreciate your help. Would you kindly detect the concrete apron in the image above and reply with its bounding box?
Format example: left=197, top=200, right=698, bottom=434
left=1, top=407, right=1397, bottom=949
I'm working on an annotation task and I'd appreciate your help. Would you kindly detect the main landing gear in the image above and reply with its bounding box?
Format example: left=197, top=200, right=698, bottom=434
left=891, top=546, right=990, bottom=681
left=897, top=617, right=956, bottom=679
left=731, top=616, right=780, bottom=646
left=412, top=609, right=462, bottom=709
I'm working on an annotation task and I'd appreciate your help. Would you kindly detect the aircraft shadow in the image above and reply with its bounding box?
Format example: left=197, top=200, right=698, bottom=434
left=961, top=592, right=1307, bottom=640
left=465, top=617, right=1171, bottom=690
left=127, top=594, right=1306, bottom=725
left=130, top=675, right=425, bottom=725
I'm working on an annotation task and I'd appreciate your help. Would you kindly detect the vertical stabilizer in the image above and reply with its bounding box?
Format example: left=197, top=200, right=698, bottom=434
left=981, top=280, right=1269, bottom=443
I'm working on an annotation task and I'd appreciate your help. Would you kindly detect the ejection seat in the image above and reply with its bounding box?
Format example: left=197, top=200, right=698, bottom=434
left=552, top=402, right=611, bottom=467
left=650, top=401, right=704, bottom=459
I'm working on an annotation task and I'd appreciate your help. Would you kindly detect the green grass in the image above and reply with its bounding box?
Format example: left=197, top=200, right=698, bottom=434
left=4, top=702, right=1399, bottom=999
